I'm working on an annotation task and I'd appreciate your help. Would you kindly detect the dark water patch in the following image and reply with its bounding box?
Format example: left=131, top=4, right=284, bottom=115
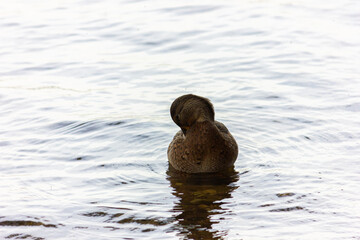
left=117, top=200, right=166, bottom=206
left=94, top=205, right=133, bottom=211
left=259, top=203, right=275, bottom=208
left=269, top=206, right=304, bottom=212
left=70, top=155, right=96, bottom=161
left=265, top=95, right=281, bottom=99
left=116, top=216, right=170, bottom=226
left=103, top=226, right=120, bottom=231
left=107, top=120, right=126, bottom=126
left=82, top=211, right=108, bottom=217
left=6, top=233, right=44, bottom=240
left=141, top=228, right=156, bottom=232
left=276, top=193, right=296, bottom=198
left=239, top=170, right=250, bottom=176
left=0, top=220, right=57, bottom=228
left=105, top=213, right=125, bottom=221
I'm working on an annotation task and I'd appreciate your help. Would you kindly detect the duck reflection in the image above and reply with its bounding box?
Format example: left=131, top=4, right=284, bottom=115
left=167, top=165, right=239, bottom=240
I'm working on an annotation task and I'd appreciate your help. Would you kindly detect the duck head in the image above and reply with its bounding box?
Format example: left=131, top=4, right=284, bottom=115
left=170, top=94, right=215, bottom=135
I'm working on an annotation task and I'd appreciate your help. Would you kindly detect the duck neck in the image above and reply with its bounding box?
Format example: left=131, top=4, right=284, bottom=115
left=186, top=120, right=219, bottom=138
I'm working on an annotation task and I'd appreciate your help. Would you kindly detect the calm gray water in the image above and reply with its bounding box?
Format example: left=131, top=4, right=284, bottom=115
left=1, top=0, right=360, bottom=239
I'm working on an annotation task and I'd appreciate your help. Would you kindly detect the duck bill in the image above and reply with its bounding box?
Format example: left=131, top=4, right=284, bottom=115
left=181, top=126, right=189, bottom=135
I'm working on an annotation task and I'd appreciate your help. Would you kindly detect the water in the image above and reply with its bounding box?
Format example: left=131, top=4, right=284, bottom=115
left=1, top=0, right=360, bottom=239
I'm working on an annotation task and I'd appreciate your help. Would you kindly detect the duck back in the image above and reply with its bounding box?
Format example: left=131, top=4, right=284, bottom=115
left=168, top=120, right=238, bottom=173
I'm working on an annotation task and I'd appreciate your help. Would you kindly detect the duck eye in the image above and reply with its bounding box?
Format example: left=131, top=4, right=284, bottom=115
left=176, top=114, right=180, bottom=121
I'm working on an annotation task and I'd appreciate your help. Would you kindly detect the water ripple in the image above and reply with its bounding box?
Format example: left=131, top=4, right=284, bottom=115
left=1, top=0, right=360, bottom=239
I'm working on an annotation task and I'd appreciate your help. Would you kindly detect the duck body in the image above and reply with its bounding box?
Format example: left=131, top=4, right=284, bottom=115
left=167, top=94, right=238, bottom=173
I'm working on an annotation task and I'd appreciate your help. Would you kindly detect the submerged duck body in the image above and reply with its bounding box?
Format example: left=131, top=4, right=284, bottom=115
left=167, top=94, right=238, bottom=173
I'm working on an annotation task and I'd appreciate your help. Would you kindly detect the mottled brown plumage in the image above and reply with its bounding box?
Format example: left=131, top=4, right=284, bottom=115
left=168, top=94, right=238, bottom=173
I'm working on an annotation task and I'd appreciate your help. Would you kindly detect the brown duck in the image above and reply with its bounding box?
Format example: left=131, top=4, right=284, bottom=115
left=168, top=94, right=238, bottom=173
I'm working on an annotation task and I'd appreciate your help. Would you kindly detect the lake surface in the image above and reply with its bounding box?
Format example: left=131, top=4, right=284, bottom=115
left=1, top=0, right=360, bottom=239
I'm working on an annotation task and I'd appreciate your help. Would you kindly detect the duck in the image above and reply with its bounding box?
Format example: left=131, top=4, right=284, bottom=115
left=167, top=94, right=238, bottom=173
